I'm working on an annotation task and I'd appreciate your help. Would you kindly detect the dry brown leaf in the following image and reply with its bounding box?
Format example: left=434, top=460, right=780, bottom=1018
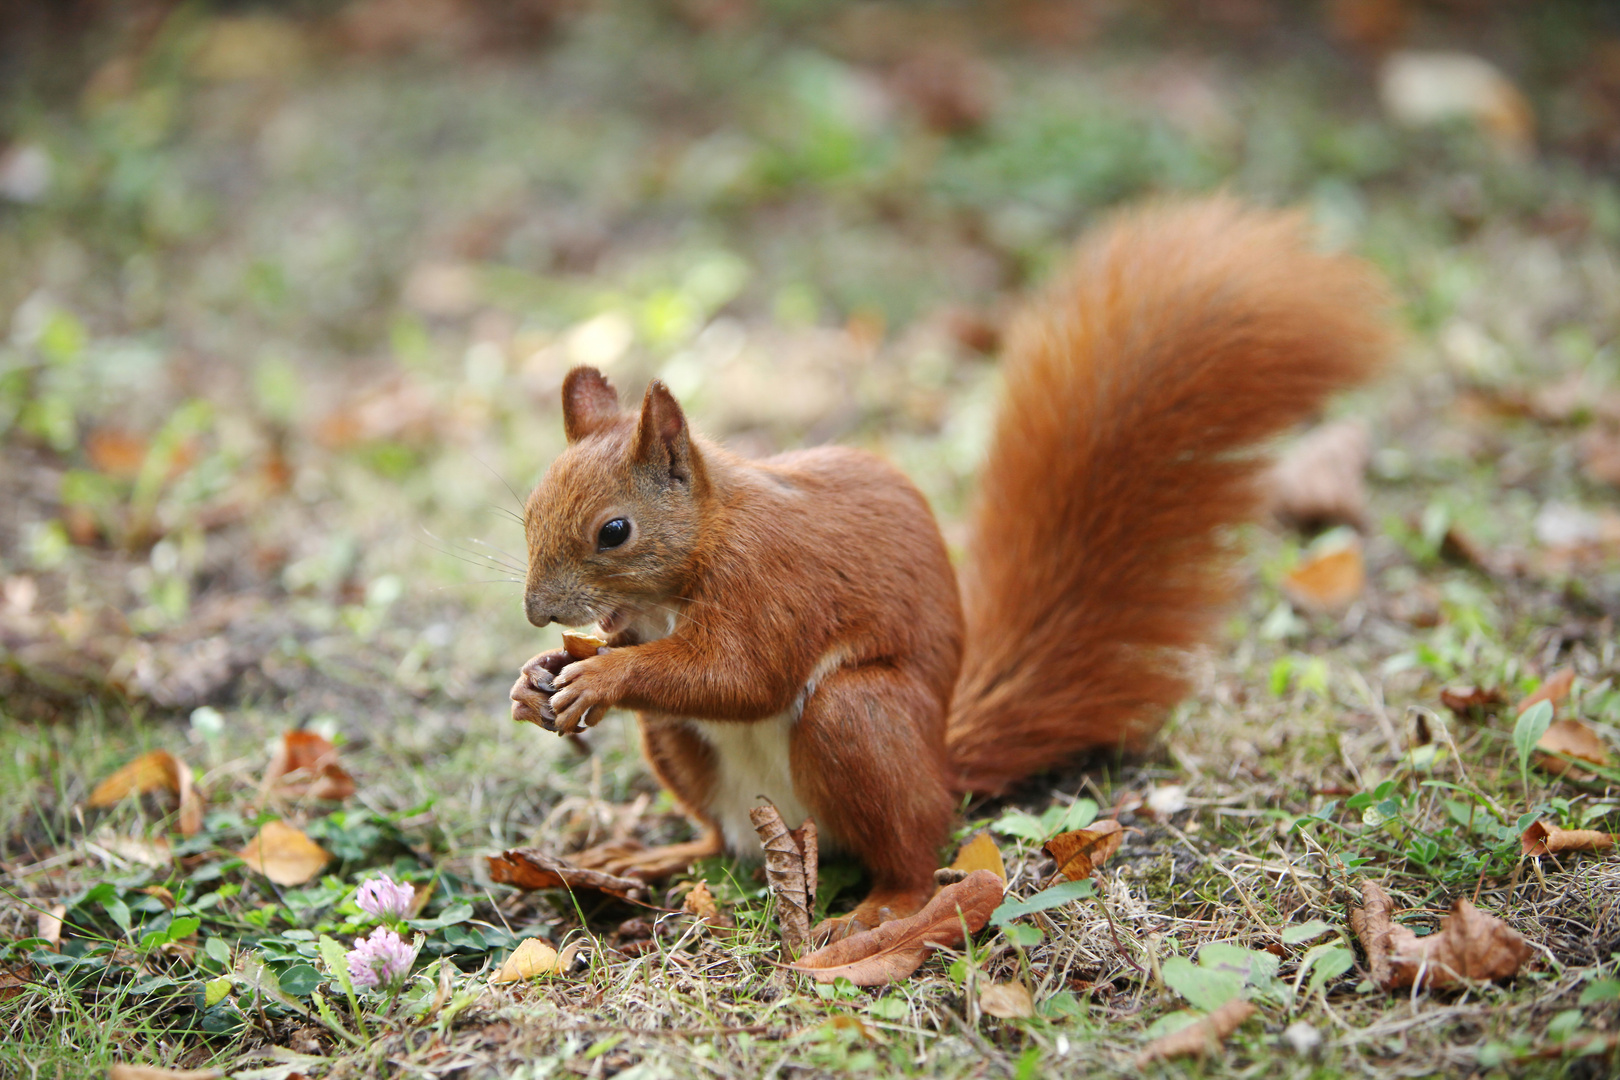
left=1349, top=880, right=1531, bottom=990
left=1534, top=718, right=1610, bottom=779
left=1043, top=820, right=1124, bottom=882
left=949, top=830, right=1006, bottom=881
left=89, top=750, right=203, bottom=837
left=1283, top=543, right=1364, bottom=612
left=0, top=963, right=31, bottom=1002
left=491, top=938, right=561, bottom=982
left=141, top=886, right=177, bottom=910
left=751, top=803, right=817, bottom=957
left=485, top=848, right=647, bottom=902
left=789, top=869, right=1004, bottom=986
left=1267, top=419, right=1371, bottom=531
left=1134, top=999, right=1257, bottom=1066
left=1440, top=685, right=1504, bottom=714
left=1517, top=667, right=1575, bottom=714
left=1520, top=820, right=1617, bottom=857
left=680, top=880, right=732, bottom=928
left=237, top=820, right=332, bottom=887
left=37, top=904, right=64, bottom=951
left=85, top=428, right=148, bottom=478
left=824, top=1014, right=882, bottom=1042
left=263, top=730, right=357, bottom=802
left=980, top=981, right=1035, bottom=1019
left=108, top=1066, right=223, bottom=1080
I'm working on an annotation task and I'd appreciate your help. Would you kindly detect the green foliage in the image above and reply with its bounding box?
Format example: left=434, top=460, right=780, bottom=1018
left=992, top=799, right=1098, bottom=842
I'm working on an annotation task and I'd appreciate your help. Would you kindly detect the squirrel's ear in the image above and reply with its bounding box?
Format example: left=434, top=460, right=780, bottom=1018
left=633, top=380, right=693, bottom=485
left=561, top=367, right=620, bottom=442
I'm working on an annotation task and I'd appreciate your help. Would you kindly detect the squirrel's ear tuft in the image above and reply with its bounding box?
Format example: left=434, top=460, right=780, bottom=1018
left=561, top=367, right=620, bottom=442
left=634, top=380, right=692, bottom=484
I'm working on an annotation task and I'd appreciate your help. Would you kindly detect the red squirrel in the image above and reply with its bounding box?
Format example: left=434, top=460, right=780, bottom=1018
left=510, top=197, right=1392, bottom=935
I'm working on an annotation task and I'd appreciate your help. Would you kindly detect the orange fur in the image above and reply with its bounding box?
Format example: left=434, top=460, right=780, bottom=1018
left=949, top=197, right=1392, bottom=793
left=513, top=197, right=1393, bottom=926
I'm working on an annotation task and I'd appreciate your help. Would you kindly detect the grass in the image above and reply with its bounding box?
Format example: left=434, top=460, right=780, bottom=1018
left=3, top=1, right=1620, bottom=1076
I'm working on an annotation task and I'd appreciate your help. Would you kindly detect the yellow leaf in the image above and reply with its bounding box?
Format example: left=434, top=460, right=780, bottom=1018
left=90, top=751, right=180, bottom=805
left=980, top=981, right=1035, bottom=1019
left=1283, top=543, right=1364, bottom=612
left=492, top=937, right=561, bottom=982
left=89, top=750, right=204, bottom=837
left=950, top=830, right=1006, bottom=882
left=236, top=820, right=331, bottom=886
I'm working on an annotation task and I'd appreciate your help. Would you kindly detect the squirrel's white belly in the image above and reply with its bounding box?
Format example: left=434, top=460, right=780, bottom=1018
left=685, top=647, right=847, bottom=855
left=688, top=713, right=809, bottom=855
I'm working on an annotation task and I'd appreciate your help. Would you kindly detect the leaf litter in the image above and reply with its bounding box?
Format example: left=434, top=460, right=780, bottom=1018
left=788, top=870, right=1004, bottom=986
left=1349, top=880, right=1532, bottom=990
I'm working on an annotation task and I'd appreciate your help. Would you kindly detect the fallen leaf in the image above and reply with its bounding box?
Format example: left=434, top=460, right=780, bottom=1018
left=789, top=869, right=1004, bottom=986
left=486, top=848, right=647, bottom=902
left=1520, top=821, right=1616, bottom=857
left=1283, top=543, right=1364, bottom=613
left=980, top=981, right=1035, bottom=1019
left=0, top=963, right=31, bottom=1001
left=1134, top=999, right=1257, bottom=1066
left=1267, top=420, right=1371, bottom=531
left=751, top=803, right=817, bottom=957
left=37, top=904, right=64, bottom=950
left=1534, top=718, right=1610, bottom=780
left=491, top=938, right=561, bottom=982
left=85, top=428, right=149, bottom=478
left=1349, top=880, right=1531, bottom=990
left=140, top=886, right=177, bottom=910
left=1043, top=820, right=1124, bottom=882
left=107, top=1066, right=223, bottom=1080
left=89, top=750, right=204, bottom=837
left=237, top=820, right=332, bottom=886
left=1440, top=685, right=1504, bottom=714
left=1517, top=667, right=1575, bottom=715
left=823, top=1014, right=882, bottom=1041
left=949, top=830, right=1006, bottom=881
left=681, top=880, right=732, bottom=928
left=263, top=730, right=357, bottom=802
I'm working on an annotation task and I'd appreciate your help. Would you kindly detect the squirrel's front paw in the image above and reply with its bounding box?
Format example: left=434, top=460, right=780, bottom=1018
left=510, top=650, right=572, bottom=731
left=550, top=656, right=613, bottom=735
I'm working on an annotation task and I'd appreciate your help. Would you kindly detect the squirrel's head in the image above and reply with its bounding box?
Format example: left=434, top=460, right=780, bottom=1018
left=520, top=367, right=706, bottom=637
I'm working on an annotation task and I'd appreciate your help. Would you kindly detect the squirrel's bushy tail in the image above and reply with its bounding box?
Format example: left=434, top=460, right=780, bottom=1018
left=947, top=197, right=1393, bottom=795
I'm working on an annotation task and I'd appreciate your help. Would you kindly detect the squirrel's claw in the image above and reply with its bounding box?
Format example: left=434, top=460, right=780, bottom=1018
left=550, top=657, right=609, bottom=734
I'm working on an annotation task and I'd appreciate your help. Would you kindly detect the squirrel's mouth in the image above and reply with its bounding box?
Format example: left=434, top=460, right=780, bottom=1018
left=597, top=608, right=628, bottom=635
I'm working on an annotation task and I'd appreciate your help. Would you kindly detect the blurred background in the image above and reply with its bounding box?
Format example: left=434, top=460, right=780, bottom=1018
left=2, top=0, right=1618, bottom=819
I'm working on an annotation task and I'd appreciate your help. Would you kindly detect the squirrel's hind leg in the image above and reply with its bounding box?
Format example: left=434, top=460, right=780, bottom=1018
left=792, top=664, right=955, bottom=940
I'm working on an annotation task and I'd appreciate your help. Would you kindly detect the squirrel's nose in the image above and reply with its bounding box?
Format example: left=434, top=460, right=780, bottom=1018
left=524, top=596, right=554, bottom=628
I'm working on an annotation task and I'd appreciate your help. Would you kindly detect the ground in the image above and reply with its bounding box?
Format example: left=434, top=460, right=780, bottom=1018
left=2, top=1, right=1620, bottom=1077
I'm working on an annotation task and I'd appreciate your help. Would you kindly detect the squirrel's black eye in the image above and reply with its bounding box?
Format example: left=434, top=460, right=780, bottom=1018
left=597, top=517, right=632, bottom=550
